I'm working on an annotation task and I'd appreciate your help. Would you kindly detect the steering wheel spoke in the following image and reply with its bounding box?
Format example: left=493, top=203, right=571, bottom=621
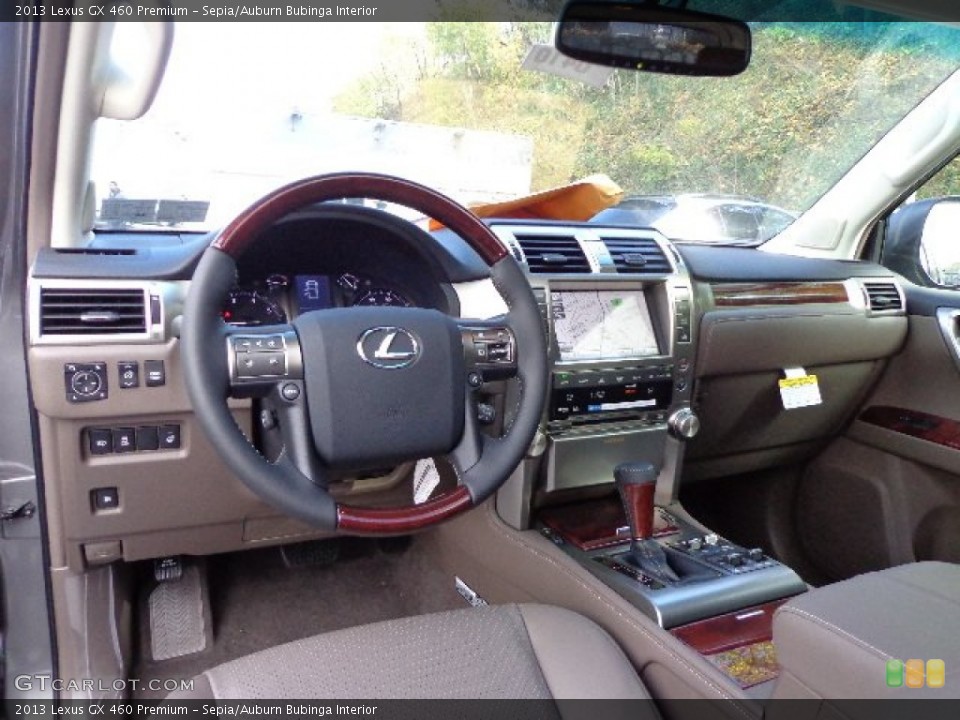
left=265, top=380, right=330, bottom=488
left=225, top=325, right=303, bottom=398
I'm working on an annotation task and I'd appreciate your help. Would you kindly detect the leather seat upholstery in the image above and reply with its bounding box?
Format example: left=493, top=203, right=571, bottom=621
left=169, top=604, right=655, bottom=704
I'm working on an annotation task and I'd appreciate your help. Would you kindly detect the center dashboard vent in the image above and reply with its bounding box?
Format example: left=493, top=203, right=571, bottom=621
left=863, top=282, right=903, bottom=312
left=514, top=234, right=591, bottom=274
left=39, top=287, right=147, bottom=336
left=601, top=236, right=672, bottom=274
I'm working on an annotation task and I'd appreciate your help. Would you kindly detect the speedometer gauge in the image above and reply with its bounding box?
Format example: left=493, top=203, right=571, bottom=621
left=222, top=290, right=287, bottom=326
left=353, top=289, right=412, bottom=307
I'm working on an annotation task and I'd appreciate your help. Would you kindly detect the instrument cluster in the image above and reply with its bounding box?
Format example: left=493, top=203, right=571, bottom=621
left=222, top=272, right=415, bottom=327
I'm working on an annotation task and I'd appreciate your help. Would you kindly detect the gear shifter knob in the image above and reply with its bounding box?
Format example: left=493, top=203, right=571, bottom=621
left=614, top=461, right=658, bottom=541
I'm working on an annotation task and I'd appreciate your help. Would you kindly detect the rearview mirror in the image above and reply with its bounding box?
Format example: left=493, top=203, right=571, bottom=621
left=556, top=1, right=752, bottom=77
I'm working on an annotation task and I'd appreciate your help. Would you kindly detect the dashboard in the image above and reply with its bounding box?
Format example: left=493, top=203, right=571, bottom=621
left=25, top=204, right=909, bottom=571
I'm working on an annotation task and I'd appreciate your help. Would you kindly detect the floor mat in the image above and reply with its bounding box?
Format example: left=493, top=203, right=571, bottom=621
left=132, top=537, right=465, bottom=699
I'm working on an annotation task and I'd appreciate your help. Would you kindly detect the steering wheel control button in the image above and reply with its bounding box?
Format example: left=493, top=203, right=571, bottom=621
left=118, top=361, right=140, bottom=389
left=92, top=488, right=119, bottom=512
left=160, top=425, right=182, bottom=450
left=144, top=359, right=166, bottom=387
left=477, top=403, right=497, bottom=425
left=136, top=426, right=160, bottom=451
left=112, top=427, right=136, bottom=453
left=237, top=351, right=287, bottom=378
left=281, top=383, right=301, bottom=401
left=64, top=362, right=108, bottom=403
left=251, top=335, right=284, bottom=351
left=88, top=428, right=113, bottom=455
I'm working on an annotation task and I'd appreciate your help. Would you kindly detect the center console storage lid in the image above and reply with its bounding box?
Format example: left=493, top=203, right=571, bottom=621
left=772, top=562, right=960, bottom=699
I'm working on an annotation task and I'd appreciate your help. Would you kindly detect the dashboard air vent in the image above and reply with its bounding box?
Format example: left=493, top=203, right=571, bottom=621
left=863, top=282, right=903, bottom=312
left=515, top=234, right=590, bottom=274
left=39, top=287, right=147, bottom=336
left=601, top=236, right=672, bottom=274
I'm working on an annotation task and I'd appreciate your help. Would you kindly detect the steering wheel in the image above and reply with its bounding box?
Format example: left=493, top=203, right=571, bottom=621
left=181, top=173, right=547, bottom=534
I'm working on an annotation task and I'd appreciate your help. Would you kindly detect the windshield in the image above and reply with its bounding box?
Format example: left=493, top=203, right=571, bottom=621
left=92, top=11, right=960, bottom=243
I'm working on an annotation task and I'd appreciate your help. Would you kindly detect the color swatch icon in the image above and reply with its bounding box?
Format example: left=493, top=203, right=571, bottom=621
left=927, top=659, right=945, bottom=689
left=886, top=658, right=945, bottom=688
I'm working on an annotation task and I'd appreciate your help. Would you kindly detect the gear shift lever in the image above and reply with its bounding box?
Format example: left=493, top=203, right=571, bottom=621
left=614, top=462, right=680, bottom=583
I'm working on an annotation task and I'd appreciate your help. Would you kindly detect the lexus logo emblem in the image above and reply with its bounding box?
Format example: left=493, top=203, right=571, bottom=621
left=357, top=327, right=421, bottom=370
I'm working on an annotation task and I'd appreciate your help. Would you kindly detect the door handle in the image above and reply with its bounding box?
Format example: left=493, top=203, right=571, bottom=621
left=935, top=307, right=960, bottom=373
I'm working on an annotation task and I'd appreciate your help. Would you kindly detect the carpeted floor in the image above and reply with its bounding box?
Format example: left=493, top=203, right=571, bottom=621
left=132, top=536, right=466, bottom=698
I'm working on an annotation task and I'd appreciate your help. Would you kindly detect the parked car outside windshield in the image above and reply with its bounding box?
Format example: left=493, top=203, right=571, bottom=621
left=590, top=195, right=797, bottom=245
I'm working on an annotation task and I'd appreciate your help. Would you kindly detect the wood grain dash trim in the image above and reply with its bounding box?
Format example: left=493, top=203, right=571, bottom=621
left=860, top=406, right=960, bottom=451
left=712, top=282, right=849, bottom=307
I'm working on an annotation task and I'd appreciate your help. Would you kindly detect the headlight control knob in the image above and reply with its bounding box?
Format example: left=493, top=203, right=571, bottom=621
left=669, top=408, right=700, bottom=439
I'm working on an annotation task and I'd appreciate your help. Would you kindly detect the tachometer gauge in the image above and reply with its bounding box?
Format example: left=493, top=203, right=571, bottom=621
left=222, top=289, right=287, bottom=326
left=353, top=288, right=412, bottom=307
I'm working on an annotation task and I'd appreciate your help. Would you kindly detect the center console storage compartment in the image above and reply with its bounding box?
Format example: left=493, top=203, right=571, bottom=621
left=771, top=561, right=960, bottom=700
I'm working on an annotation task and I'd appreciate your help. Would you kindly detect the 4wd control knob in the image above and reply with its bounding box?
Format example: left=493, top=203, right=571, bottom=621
left=669, top=408, right=700, bottom=439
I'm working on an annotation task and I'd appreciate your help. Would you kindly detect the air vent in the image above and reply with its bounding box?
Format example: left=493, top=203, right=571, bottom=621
left=515, top=234, right=591, bottom=274
left=601, top=236, right=672, bottom=274
left=40, top=287, right=147, bottom=336
left=863, top=282, right=903, bottom=312
left=54, top=248, right=136, bottom=256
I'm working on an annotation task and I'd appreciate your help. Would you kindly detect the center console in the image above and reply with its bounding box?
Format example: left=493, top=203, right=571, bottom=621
left=537, top=277, right=695, bottom=492
left=487, top=222, right=807, bottom=687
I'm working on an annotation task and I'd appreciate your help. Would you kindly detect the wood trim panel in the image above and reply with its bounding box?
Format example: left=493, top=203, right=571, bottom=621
left=213, top=172, right=508, bottom=264
left=669, top=597, right=790, bottom=655
left=538, top=496, right=679, bottom=551
left=859, top=406, right=960, bottom=451
left=712, top=282, right=849, bottom=307
left=336, top=486, right=473, bottom=534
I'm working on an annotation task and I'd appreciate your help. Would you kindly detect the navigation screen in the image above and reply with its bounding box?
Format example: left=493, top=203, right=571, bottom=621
left=295, top=275, right=332, bottom=313
left=551, top=290, right=659, bottom=362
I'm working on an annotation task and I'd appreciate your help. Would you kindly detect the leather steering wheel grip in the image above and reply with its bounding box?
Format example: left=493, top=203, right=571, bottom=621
left=182, top=172, right=547, bottom=534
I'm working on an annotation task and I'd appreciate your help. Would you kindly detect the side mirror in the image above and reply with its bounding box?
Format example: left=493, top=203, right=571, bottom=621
left=555, top=0, right=751, bottom=77
left=885, top=197, right=960, bottom=287
left=918, top=199, right=960, bottom=286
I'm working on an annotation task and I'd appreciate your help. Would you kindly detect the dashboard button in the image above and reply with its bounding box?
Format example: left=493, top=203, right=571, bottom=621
left=145, top=360, right=166, bottom=387
left=136, top=426, right=160, bottom=451
left=88, top=428, right=113, bottom=455
left=118, top=361, right=139, bottom=389
left=112, top=428, right=136, bottom=453
left=160, top=425, right=181, bottom=450
left=92, top=488, right=119, bottom=511
left=64, top=362, right=108, bottom=403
